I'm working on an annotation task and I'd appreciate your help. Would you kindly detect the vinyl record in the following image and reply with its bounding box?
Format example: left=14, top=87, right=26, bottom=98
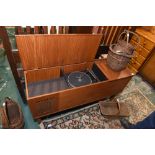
left=68, top=71, right=92, bottom=87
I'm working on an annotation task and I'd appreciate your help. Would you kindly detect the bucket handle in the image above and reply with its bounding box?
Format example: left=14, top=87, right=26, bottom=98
left=109, top=44, right=135, bottom=58
left=117, top=30, right=140, bottom=49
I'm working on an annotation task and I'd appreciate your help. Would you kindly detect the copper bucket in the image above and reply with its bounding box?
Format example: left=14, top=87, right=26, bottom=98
left=107, top=30, right=140, bottom=71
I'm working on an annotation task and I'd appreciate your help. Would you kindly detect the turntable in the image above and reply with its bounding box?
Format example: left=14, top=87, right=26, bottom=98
left=16, top=34, right=133, bottom=119
left=67, top=71, right=92, bottom=87
left=27, top=63, right=107, bottom=98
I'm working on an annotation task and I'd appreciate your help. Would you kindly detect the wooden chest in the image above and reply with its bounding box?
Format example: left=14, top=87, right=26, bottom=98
left=128, top=28, right=155, bottom=73
left=16, top=34, right=133, bottom=119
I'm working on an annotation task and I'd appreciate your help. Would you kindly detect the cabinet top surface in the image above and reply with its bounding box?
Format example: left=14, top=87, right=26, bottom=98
left=95, top=60, right=132, bottom=80
left=136, top=28, right=155, bottom=43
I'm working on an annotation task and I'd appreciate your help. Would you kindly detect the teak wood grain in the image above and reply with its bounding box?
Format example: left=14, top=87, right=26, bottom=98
left=63, top=62, right=93, bottom=74
left=130, top=39, right=150, bottom=58
left=16, top=33, right=132, bottom=119
left=28, top=75, right=132, bottom=119
left=135, top=28, right=155, bottom=44
left=25, top=67, right=61, bottom=83
left=129, top=27, right=155, bottom=73
left=140, top=49, right=155, bottom=86
left=16, top=34, right=102, bottom=70
left=95, top=60, right=133, bottom=80
left=24, top=60, right=133, bottom=119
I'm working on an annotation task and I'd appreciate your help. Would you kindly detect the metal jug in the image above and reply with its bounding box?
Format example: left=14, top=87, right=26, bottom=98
left=107, top=30, right=140, bottom=71
left=110, top=30, right=140, bottom=58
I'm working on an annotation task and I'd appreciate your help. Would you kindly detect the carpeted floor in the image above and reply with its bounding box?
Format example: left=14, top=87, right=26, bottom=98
left=40, top=89, right=155, bottom=129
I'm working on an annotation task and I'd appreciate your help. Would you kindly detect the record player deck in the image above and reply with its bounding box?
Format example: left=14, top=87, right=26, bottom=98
left=28, top=64, right=108, bottom=97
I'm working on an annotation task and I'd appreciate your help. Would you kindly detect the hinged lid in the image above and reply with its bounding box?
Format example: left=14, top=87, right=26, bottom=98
left=16, top=34, right=102, bottom=70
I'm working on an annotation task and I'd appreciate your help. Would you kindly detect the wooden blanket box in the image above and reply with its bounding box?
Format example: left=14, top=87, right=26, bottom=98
left=16, top=34, right=133, bottom=119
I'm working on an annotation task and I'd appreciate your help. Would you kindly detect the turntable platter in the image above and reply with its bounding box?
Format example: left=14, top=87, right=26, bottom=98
left=67, top=71, right=92, bottom=87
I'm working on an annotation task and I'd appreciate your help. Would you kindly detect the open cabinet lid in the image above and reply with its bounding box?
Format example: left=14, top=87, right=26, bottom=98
left=16, top=34, right=102, bottom=70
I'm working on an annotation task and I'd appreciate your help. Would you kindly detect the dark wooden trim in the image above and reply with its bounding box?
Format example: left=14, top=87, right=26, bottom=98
left=98, top=26, right=104, bottom=34
left=0, top=26, right=25, bottom=100
left=64, top=26, right=69, bottom=34
left=102, top=26, right=108, bottom=44
left=50, top=26, right=56, bottom=34
left=59, top=26, right=63, bottom=34
left=92, top=26, right=100, bottom=34
left=34, top=26, right=40, bottom=34
left=26, top=26, right=32, bottom=34
left=42, top=26, right=48, bottom=34
left=16, top=26, right=24, bottom=35
left=12, top=51, right=21, bottom=63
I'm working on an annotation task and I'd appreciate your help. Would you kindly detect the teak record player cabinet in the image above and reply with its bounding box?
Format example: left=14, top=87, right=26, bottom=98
left=16, top=34, right=133, bottom=119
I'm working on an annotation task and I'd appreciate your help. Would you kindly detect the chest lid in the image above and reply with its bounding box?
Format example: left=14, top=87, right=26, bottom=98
left=16, top=34, right=102, bottom=71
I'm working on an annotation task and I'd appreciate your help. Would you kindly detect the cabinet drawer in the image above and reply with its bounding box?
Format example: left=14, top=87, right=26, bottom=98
left=130, top=39, right=138, bottom=48
left=134, top=51, right=145, bottom=64
left=128, top=64, right=137, bottom=74
left=136, top=44, right=150, bottom=58
left=129, top=59, right=141, bottom=70
left=143, top=38, right=154, bottom=51
left=131, top=35, right=154, bottom=51
left=130, top=39, right=150, bottom=57
left=132, top=34, right=144, bottom=44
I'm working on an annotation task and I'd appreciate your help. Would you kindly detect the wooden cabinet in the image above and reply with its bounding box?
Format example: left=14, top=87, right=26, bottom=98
left=140, top=49, right=155, bottom=87
left=24, top=60, right=132, bottom=119
left=16, top=34, right=132, bottom=119
left=128, top=28, right=155, bottom=73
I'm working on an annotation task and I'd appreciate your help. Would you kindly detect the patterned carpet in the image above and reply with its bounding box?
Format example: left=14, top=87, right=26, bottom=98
left=40, top=89, right=155, bottom=129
